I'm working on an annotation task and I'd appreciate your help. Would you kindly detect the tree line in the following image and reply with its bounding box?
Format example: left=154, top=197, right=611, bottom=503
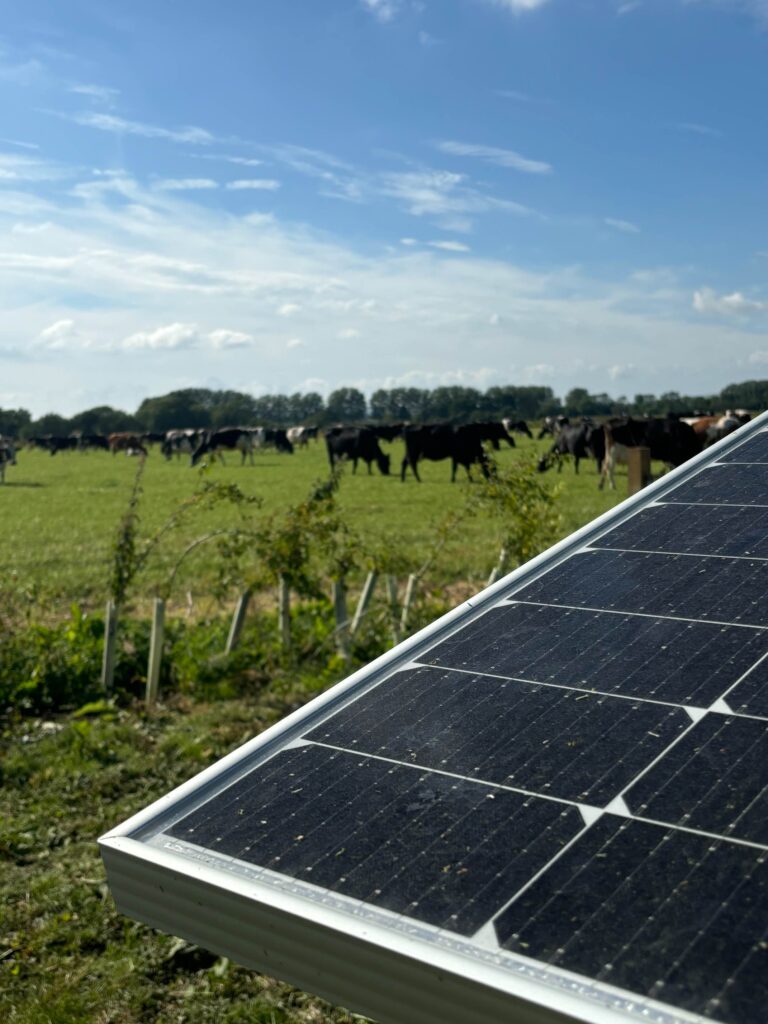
left=1, top=379, right=766, bottom=440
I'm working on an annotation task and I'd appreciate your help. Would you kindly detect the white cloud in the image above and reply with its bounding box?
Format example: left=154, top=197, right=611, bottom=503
left=192, top=154, right=264, bottom=167
left=68, top=83, right=120, bottom=105
left=226, top=179, right=281, bottom=190
left=482, top=0, right=550, bottom=12
left=361, top=0, right=401, bottom=21
left=748, top=350, right=768, bottom=364
left=605, top=217, right=641, bottom=234
left=277, top=303, right=301, bottom=316
left=436, top=140, right=552, bottom=175
left=608, top=362, right=637, bottom=380
left=12, top=221, right=54, bottom=234
left=693, top=287, right=768, bottom=315
left=209, top=328, right=253, bottom=349
left=400, top=237, right=418, bottom=246
left=122, top=323, right=200, bottom=350
left=617, top=1, right=642, bottom=13
left=38, top=319, right=79, bottom=349
left=338, top=328, right=360, bottom=339
left=381, top=169, right=534, bottom=219
left=677, top=121, right=722, bottom=137
left=429, top=240, right=471, bottom=252
left=155, top=178, right=218, bottom=191
left=286, top=337, right=304, bottom=349
left=61, top=111, right=215, bottom=145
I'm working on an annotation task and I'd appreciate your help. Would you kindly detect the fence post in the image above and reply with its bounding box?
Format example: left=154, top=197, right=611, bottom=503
left=399, top=573, right=417, bottom=635
left=278, top=575, right=291, bottom=652
left=386, top=575, right=400, bottom=645
left=101, top=600, right=118, bottom=695
left=350, top=571, right=377, bottom=636
left=627, top=446, right=652, bottom=495
left=145, top=598, right=165, bottom=706
left=332, top=578, right=349, bottom=659
left=225, top=590, right=251, bottom=655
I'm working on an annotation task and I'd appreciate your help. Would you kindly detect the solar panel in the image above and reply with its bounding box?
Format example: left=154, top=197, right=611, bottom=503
left=100, top=415, right=768, bottom=1024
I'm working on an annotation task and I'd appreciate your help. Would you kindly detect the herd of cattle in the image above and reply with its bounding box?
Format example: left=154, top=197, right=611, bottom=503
left=0, top=411, right=752, bottom=486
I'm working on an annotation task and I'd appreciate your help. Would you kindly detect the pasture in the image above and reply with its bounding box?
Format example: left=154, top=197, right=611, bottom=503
left=0, top=435, right=624, bottom=612
left=0, top=433, right=657, bottom=1024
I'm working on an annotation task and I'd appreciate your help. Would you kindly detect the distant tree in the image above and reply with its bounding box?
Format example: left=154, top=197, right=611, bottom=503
left=325, top=387, right=367, bottom=423
left=720, top=380, right=768, bottom=411
left=69, top=405, right=138, bottom=434
left=0, top=407, right=32, bottom=438
left=210, top=392, right=259, bottom=427
left=369, top=387, right=430, bottom=421
left=286, top=391, right=325, bottom=424
left=424, top=386, right=482, bottom=421
left=30, top=413, right=72, bottom=436
left=136, top=391, right=211, bottom=432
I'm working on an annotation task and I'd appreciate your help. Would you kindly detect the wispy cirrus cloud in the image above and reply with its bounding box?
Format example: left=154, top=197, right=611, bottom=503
left=360, top=0, right=402, bottom=22
left=605, top=217, right=641, bottom=234
left=435, top=140, right=552, bottom=175
left=68, top=83, right=120, bottom=105
left=226, top=179, right=281, bottom=190
left=380, top=168, right=535, bottom=219
left=155, top=178, right=218, bottom=191
left=53, top=110, right=216, bottom=145
left=429, top=240, right=471, bottom=252
left=677, top=121, right=723, bottom=137
left=481, top=0, right=551, bottom=12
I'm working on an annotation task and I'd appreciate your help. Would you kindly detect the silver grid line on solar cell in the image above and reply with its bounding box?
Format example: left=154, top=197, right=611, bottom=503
left=100, top=413, right=768, bottom=1024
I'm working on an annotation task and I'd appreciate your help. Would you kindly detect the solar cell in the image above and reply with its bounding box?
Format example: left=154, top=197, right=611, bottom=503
left=663, top=463, right=768, bottom=506
left=597, top=503, right=768, bottom=558
left=420, top=602, right=768, bottom=705
left=100, top=411, right=768, bottom=1024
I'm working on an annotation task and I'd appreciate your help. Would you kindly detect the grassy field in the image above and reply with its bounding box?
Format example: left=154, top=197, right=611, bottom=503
left=1, top=437, right=626, bottom=613
left=1, top=434, right=642, bottom=1024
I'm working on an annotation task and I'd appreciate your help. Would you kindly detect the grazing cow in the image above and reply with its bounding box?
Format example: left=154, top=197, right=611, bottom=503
left=538, top=421, right=604, bottom=475
left=190, top=428, right=257, bottom=466
left=108, top=432, right=148, bottom=456
left=472, top=421, right=516, bottom=451
left=263, top=428, right=294, bottom=454
left=77, top=434, right=109, bottom=452
left=598, top=442, right=630, bottom=490
left=502, top=418, right=534, bottom=439
left=538, top=415, right=569, bottom=439
left=286, top=426, right=319, bottom=447
left=401, top=423, right=491, bottom=482
left=161, top=429, right=203, bottom=461
left=32, top=435, right=79, bottom=455
left=0, top=439, right=17, bottom=483
left=370, top=423, right=405, bottom=442
left=326, top=427, right=391, bottom=475
left=598, top=417, right=701, bottom=490
left=689, top=412, right=749, bottom=448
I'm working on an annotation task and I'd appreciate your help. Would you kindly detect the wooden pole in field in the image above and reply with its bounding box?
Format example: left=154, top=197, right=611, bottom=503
left=145, top=598, right=165, bottom=706
left=399, top=573, right=417, bottom=635
left=350, top=571, right=377, bottom=636
left=386, top=575, right=400, bottom=645
left=627, top=446, right=652, bottom=496
left=225, top=590, right=251, bottom=654
left=101, top=600, right=118, bottom=695
left=278, top=576, right=291, bottom=651
left=332, top=578, right=349, bottom=659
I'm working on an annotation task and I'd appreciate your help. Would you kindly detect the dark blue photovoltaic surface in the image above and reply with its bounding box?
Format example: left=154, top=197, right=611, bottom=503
left=167, top=745, right=584, bottom=936
left=420, top=602, right=768, bottom=706
left=515, top=549, right=768, bottom=626
left=663, top=464, right=768, bottom=506
left=597, top=503, right=768, bottom=558
left=623, top=713, right=768, bottom=845
left=306, top=666, right=689, bottom=804
left=726, top=657, right=768, bottom=717
left=494, top=817, right=768, bottom=1024
left=720, top=430, right=768, bottom=464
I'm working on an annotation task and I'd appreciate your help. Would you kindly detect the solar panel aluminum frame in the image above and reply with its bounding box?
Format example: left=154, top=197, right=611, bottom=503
left=99, top=412, right=768, bottom=1024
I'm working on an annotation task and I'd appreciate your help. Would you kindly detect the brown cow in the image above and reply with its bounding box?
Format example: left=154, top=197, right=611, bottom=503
left=108, top=432, right=147, bottom=456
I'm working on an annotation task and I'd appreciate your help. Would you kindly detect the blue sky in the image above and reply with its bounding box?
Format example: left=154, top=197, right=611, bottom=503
left=1, top=0, right=767, bottom=416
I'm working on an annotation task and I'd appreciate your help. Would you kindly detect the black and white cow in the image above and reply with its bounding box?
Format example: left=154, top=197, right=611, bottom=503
left=0, top=438, right=17, bottom=483
left=161, top=429, right=203, bottom=461
left=537, top=421, right=604, bottom=474
left=190, top=428, right=257, bottom=466
left=326, top=427, right=390, bottom=475
left=502, top=418, right=534, bottom=439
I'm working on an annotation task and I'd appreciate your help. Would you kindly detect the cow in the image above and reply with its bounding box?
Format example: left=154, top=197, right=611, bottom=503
left=161, top=429, right=203, bottom=461
left=31, top=435, right=79, bottom=455
left=0, top=439, right=17, bottom=483
left=326, top=427, right=390, bottom=475
left=190, top=428, right=257, bottom=466
left=538, top=415, right=569, bottom=439
left=598, top=416, right=701, bottom=490
left=502, top=418, right=534, bottom=439
left=77, top=434, right=109, bottom=452
left=473, top=421, right=516, bottom=451
left=370, top=423, right=405, bottom=442
left=401, top=423, right=491, bottom=482
left=263, top=428, right=294, bottom=454
left=286, top=426, right=319, bottom=447
left=688, top=412, right=749, bottom=448
left=538, top=421, right=604, bottom=475
left=108, top=432, right=148, bottom=456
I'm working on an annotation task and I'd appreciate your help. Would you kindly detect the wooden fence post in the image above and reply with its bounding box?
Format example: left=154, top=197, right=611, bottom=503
left=627, top=446, right=652, bottom=496
left=278, top=576, right=291, bottom=652
left=145, top=598, right=165, bottom=707
left=332, top=578, right=349, bottom=659
left=386, top=575, right=400, bottom=645
left=350, top=571, right=377, bottom=636
left=399, top=573, right=417, bottom=635
left=101, top=600, right=118, bottom=695
left=225, top=590, right=251, bottom=655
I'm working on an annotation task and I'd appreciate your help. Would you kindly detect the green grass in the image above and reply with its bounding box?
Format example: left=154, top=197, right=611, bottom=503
left=1, top=439, right=626, bottom=612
